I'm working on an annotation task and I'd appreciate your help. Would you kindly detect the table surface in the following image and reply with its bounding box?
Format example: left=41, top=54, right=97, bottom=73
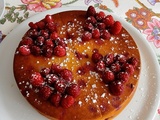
left=0, top=0, right=160, bottom=120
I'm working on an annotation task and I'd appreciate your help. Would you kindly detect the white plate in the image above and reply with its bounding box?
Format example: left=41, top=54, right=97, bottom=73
left=0, top=7, right=160, bottom=120
left=0, top=0, right=5, bottom=18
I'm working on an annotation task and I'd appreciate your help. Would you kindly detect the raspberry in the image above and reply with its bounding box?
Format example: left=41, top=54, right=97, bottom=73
left=46, top=22, right=57, bottom=32
left=46, top=74, right=59, bottom=85
left=44, top=15, right=54, bottom=23
left=50, top=32, right=58, bottom=40
left=54, top=80, right=66, bottom=93
left=18, top=45, right=31, bottom=56
left=103, top=70, right=115, bottom=83
left=31, top=45, right=41, bottom=56
left=44, top=39, right=54, bottom=47
left=110, top=62, right=121, bottom=73
left=51, top=64, right=62, bottom=74
left=60, top=69, right=73, bottom=82
left=96, top=22, right=106, bottom=30
left=30, top=72, right=44, bottom=87
left=82, top=31, right=92, bottom=41
left=40, top=30, right=49, bottom=39
left=35, top=36, right=45, bottom=46
left=55, top=38, right=66, bottom=48
left=61, top=95, right=75, bottom=108
left=66, top=83, right=80, bottom=98
left=95, top=11, right=106, bottom=21
left=85, top=16, right=97, bottom=24
left=36, top=21, right=45, bottom=29
left=28, top=22, right=38, bottom=29
left=115, top=54, right=127, bottom=64
left=104, top=53, right=114, bottom=66
left=53, top=45, right=66, bottom=57
left=40, top=86, right=53, bottom=100
left=92, top=28, right=100, bottom=39
left=27, top=29, right=39, bottom=38
left=117, top=72, right=129, bottom=83
left=20, top=37, right=33, bottom=46
left=50, top=93, right=61, bottom=107
left=122, top=63, right=134, bottom=75
left=91, top=52, right=103, bottom=63
left=42, top=46, right=53, bottom=58
left=102, top=15, right=114, bottom=27
left=95, top=60, right=106, bottom=72
left=127, top=57, right=138, bottom=68
left=86, top=6, right=96, bottom=17
left=109, top=21, right=122, bottom=35
left=100, top=30, right=111, bottom=39
left=83, top=23, right=94, bottom=32
left=40, top=67, right=51, bottom=77
left=109, top=80, right=124, bottom=96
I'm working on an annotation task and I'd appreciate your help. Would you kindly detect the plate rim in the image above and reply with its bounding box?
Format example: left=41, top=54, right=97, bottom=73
left=0, top=0, right=5, bottom=19
left=0, top=6, right=160, bottom=120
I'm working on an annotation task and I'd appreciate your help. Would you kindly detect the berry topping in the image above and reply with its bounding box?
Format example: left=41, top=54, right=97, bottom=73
left=66, top=83, right=80, bottom=98
left=83, top=23, right=94, bottom=31
left=82, top=31, right=92, bottom=41
left=86, top=6, right=96, bottom=17
left=100, top=30, right=111, bottom=39
left=95, top=11, right=106, bottom=21
left=60, top=69, right=73, bottom=82
left=102, top=15, right=114, bottom=27
left=31, top=45, right=41, bottom=56
left=103, top=70, right=115, bottom=83
left=61, top=95, right=75, bottom=108
left=44, top=15, right=54, bottom=23
left=128, top=57, right=138, bottom=68
left=50, top=32, right=58, bottom=40
left=53, top=45, right=66, bottom=57
left=46, top=74, right=59, bottom=85
left=117, top=72, right=129, bottom=83
left=104, top=53, right=114, bottom=66
left=95, top=60, right=106, bottom=72
left=40, top=85, right=53, bottom=100
left=92, top=52, right=103, bottom=63
left=92, top=28, right=100, bottom=39
left=109, top=21, right=122, bottom=35
left=40, top=67, right=51, bottom=77
left=51, top=64, right=62, bottom=74
left=18, top=45, right=31, bottom=56
left=50, top=93, right=61, bottom=107
left=30, top=72, right=44, bottom=87
left=109, top=81, right=124, bottom=96
left=54, top=80, right=66, bottom=93
left=110, top=62, right=121, bottom=73
left=122, top=63, right=134, bottom=75
left=20, top=37, right=33, bottom=46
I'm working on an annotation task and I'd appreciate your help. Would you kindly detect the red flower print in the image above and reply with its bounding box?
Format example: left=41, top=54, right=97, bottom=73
left=143, top=18, right=160, bottom=48
left=21, top=0, right=62, bottom=12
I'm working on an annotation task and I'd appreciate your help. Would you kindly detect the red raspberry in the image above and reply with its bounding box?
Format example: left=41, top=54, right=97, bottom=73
left=20, top=37, right=33, bottom=46
left=31, top=45, right=41, bottom=56
left=42, top=46, right=53, bottom=58
left=44, top=39, right=54, bottom=47
left=109, top=80, right=124, bottom=96
left=50, top=93, right=61, bottom=107
left=55, top=38, right=66, bottom=48
left=115, top=54, right=127, bottom=64
left=83, top=23, right=94, bottom=31
left=103, top=70, right=115, bottom=83
left=86, top=6, right=96, bottom=17
left=100, top=30, right=111, bottom=39
left=50, top=32, right=58, bottom=40
left=92, top=28, right=100, bottom=39
left=95, top=11, right=106, bottom=21
left=44, top=15, right=54, bottom=23
left=104, top=53, right=114, bottom=66
left=96, top=22, right=106, bottom=30
left=128, top=57, right=138, bottom=68
left=27, top=29, right=38, bottom=38
left=46, top=22, right=57, bottom=32
left=18, top=45, right=31, bottom=56
left=51, top=64, right=62, bottom=74
left=54, top=80, right=66, bottom=93
left=95, top=60, right=106, bottom=72
left=35, top=36, right=45, bottom=46
left=66, top=83, right=80, bottom=98
left=40, top=30, right=49, bottom=39
left=61, top=95, right=75, bottom=108
left=36, top=21, right=45, bottom=29
left=117, top=72, right=129, bottom=83
left=102, top=15, right=114, bottom=27
left=53, top=45, right=66, bottom=57
left=110, top=62, right=121, bottom=73
left=122, top=63, right=135, bottom=75
left=30, top=72, right=44, bottom=87
left=109, top=21, right=122, bottom=35
left=46, top=74, right=59, bottom=85
left=40, top=86, right=53, bottom=100
left=40, top=67, right=51, bottom=77
left=82, top=31, right=92, bottom=41
left=91, top=52, right=103, bottom=63
left=60, top=69, right=73, bottom=82
left=85, top=16, right=97, bottom=24
left=28, top=22, right=38, bottom=29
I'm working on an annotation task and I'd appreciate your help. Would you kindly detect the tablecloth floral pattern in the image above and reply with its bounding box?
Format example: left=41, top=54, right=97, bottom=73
left=0, top=0, right=160, bottom=119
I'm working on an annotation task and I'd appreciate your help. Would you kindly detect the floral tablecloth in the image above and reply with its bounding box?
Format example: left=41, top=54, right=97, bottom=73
left=0, top=0, right=160, bottom=120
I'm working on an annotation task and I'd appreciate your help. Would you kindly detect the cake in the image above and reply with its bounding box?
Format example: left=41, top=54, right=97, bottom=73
left=13, top=6, right=141, bottom=120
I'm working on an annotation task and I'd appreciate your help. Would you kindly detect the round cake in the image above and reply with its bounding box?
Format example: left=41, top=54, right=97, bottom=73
left=13, top=6, right=141, bottom=120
